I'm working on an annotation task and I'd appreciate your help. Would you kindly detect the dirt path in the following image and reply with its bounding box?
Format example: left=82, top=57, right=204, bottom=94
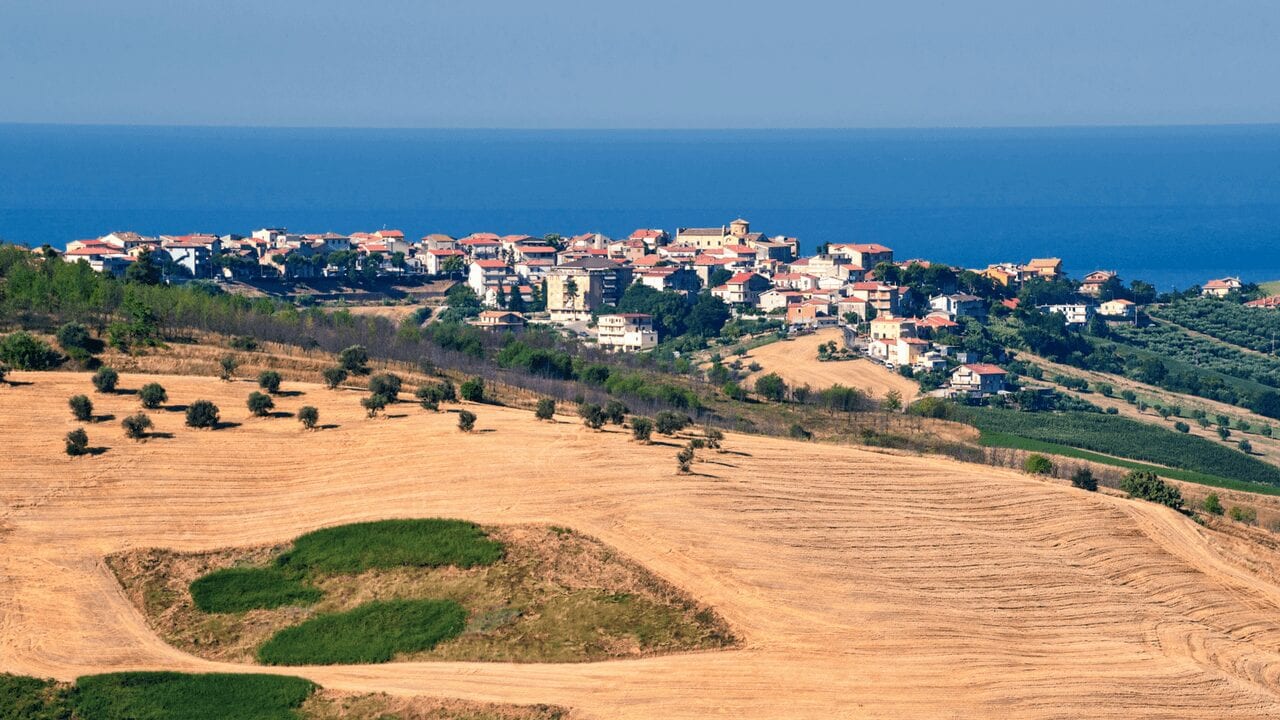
left=5, top=372, right=1280, bottom=717
left=743, top=329, right=919, bottom=400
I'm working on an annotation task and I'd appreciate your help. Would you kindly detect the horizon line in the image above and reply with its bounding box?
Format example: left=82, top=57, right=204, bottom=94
left=3, top=120, right=1280, bottom=133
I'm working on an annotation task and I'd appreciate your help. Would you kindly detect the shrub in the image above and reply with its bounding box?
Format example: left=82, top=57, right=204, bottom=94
left=257, top=370, right=282, bottom=394
left=414, top=385, right=441, bottom=411
left=297, top=406, right=319, bottom=430
left=121, top=413, right=152, bottom=440
left=0, top=363, right=8, bottom=384
left=676, top=443, right=695, bottom=473
left=1105, top=407, right=1119, bottom=415
left=1202, top=493, right=1224, bottom=515
left=1120, top=389, right=1137, bottom=403
left=603, top=399, right=628, bottom=425
left=460, top=377, right=485, bottom=402
left=535, top=398, right=555, bottom=421
left=189, top=568, right=322, bottom=613
left=367, top=373, right=402, bottom=401
left=138, top=382, right=167, bottom=409
left=185, top=400, right=220, bottom=429
left=703, top=426, right=724, bottom=450
left=631, top=416, right=654, bottom=443
left=321, top=366, right=348, bottom=389
left=1095, top=382, right=1114, bottom=397
left=1023, top=454, right=1054, bottom=475
left=56, top=321, right=94, bottom=353
left=655, top=410, right=691, bottom=435
left=257, top=599, right=466, bottom=665
left=722, top=381, right=746, bottom=401
left=1173, top=421, right=1189, bottom=433
left=578, top=403, right=605, bottom=430
left=1217, top=426, right=1231, bottom=440
left=1229, top=505, right=1258, bottom=524
left=1238, top=439, right=1253, bottom=453
left=457, top=409, right=477, bottom=432
left=65, top=428, right=89, bottom=456
left=1120, top=470, right=1184, bottom=510
left=229, top=335, right=259, bottom=351
left=883, top=389, right=903, bottom=412
left=92, top=367, right=119, bottom=393
left=789, top=423, right=812, bottom=440
left=1070, top=467, right=1097, bottom=491
left=361, top=393, right=388, bottom=418
left=338, top=345, right=370, bottom=375
left=0, top=331, right=60, bottom=370
left=69, top=394, right=94, bottom=421
left=754, top=372, right=788, bottom=402
left=218, top=354, right=239, bottom=381
left=247, top=391, right=275, bottom=417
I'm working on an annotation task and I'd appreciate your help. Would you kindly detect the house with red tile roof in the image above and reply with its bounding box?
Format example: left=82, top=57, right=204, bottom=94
left=711, top=271, right=772, bottom=306
left=1202, top=277, right=1243, bottom=297
left=951, top=364, right=1007, bottom=395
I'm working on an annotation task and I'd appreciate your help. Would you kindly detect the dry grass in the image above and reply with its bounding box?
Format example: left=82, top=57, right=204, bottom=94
left=302, top=689, right=566, bottom=720
left=741, top=328, right=920, bottom=400
left=108, top=524, right=733, bottom=664
left=10, top=369, right=1280, bottom=717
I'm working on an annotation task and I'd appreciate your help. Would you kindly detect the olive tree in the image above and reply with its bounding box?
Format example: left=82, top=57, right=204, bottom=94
left=138, top=382, right=167, bottom=409
left=361, top=393, right=389, bottom=418
left=69, top=394, right=94, bottom=422
left=297, top=405, right=319, bottom=430
left=92, top=367, right=119, bottom=393
left=457, top=409, right=477, bottom=432
left=257, top=370, right=282, bottom=394
left=186, top=400, right=220, bottom=429
left=630, top=417, right=654, bottom=443
left=322, top=366, right=348, bottom=389
left=535, top=398, right=556, bottom=421
left=65, top=428, right=90, bottom=456
left=368, top=373, right=403, bottom=400
left=247, top=391, right=275, bottom=416
left=122, top=413, right=153, bottom=440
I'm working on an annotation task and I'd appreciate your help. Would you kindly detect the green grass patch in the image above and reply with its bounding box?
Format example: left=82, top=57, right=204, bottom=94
left=978, top=431, right=1280, bottom=495
left=277, top=519, right=504, bottom=574
left=257, top=599, right=466, bottom=665
left=190, top=567, right=324, bottom=613
left=1, top=673, right=71, bottom=720
left=70, top=672, right=316, bottom=720
left=965, top=408, right=1280, bottom=487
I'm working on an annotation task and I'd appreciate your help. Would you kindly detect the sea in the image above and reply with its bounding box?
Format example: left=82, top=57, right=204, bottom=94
left=2, top=123, right=1279, bottom=290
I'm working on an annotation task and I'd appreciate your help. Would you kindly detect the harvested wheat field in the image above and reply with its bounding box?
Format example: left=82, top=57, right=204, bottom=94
left=744, top=328, right=919, bottom=400
left=8, top=371, right=1280, bottom=717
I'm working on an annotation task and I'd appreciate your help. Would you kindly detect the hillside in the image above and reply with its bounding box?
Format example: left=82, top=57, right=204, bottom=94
left=743, top=328, right=919, bottom=400
left=7, top=371, right=1280, bottom=717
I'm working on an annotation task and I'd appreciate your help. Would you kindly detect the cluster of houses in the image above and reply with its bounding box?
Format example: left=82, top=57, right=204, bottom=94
left=48, top=221, right=1263, bottom=398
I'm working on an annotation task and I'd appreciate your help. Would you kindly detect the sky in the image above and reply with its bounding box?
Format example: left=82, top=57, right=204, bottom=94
left=2, top=0, right=1278, bottom=128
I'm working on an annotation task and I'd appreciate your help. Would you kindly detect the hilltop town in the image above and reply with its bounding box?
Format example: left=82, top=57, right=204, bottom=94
left=48, top=219, right=1256, bottom=403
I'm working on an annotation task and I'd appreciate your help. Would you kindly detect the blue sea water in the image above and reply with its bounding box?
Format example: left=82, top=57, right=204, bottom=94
left=2, top=123, right=1279, bottom=289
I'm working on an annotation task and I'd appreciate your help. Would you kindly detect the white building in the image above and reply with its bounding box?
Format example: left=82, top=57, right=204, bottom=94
left=596, top=314, right=658, bottom=352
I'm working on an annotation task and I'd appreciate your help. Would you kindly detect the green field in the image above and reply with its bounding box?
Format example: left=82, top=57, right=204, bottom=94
left=978, top=431, right=1280, bottom=495
left=257, top=599, right=467, bottom=665
left=966, top=408, right=1280, bottom=488
left=276, top=518, right=504, bottom=574
left=189, top=567, right=323, bottom=613
left=1, top=672, right=317, bottom=720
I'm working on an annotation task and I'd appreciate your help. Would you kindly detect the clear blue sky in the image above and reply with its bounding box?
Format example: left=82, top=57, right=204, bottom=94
left=3, top=0, right=1278, bottom=128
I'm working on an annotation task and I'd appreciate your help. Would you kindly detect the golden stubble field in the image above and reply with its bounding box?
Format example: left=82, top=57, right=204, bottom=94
left=744, top=329, right=921, bottom=400
left=6, top=371, right=1280, bottom=718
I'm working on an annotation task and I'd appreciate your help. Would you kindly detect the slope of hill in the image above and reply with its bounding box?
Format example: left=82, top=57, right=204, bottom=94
left=7, top=372, right=1280, bottom=717
left=743, top=328, right=919, bottom=400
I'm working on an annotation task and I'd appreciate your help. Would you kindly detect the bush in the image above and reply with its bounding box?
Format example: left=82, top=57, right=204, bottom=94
left=655, top=410, right=691, bottom=435
left=229, top=335, right=259, bottom=351
left=1217, top=426, right=1231, bottom=440
left=185, top=400, right=220, bottom=429
left=56, top=321, right=93, bottom=353
left=1229, top=505, right=1258, bottom=524
left=578, top=403, right=605, bottom=430
left=1173, top=421, right=1190, bottom=433
left=703, top=426, right=724, bottom=450
left=754, top=372, right=788, bottom=402
left=321, top=366, right=348, bottom=389
left=92, top=367, right=119, bottom=393
left=247, top=391, right=275, bottom=416
left=189, top=568, right=322, bottom=613
left=1120, top=389, right=1137, bottom=403
left=1120, top=470, right=1184, bottom=510
left=676, top=443, right=695, bottom=474
left=603, top=399, right=628, bottom=425
left=69, top=672, right=318, bottom=720
left=65, top=428, right=89, bottom=456
left=1238, top=439, right=1253, bottom=453
left=138, top=382, right=167, bottom=409
left=69, top=394, right=94, bottom=421
left=1070, top=467, right=1097, bottom=491
left=218, top=354, right=239, bottom=381
left=631, top=417, right=654, bottom=443
left=1202, top=493, right=1224, bottom=515
left=1023, top=454, right=1054, bottom=475
left=361, top=393, right=388, bottom=417
left=257, top=370, right=282, bottom=394
left=460, top=377, right=485, bottom=402
left=0, top=331, right=61, bottom=370
left=368, top=373, right=403, bottom=401
left=0, top=363, right=8, bottom=384
left=457, top=409, right=477, bottom=432
left=297, top=406, right=319, bottom=430
left=257, top=599, right=466, bottom=665
left=338, top=345, right=370, bottom=375
left=535, top=398, right=555, bottom=421
left=121, top=413, right=152, bottom=440
left=788, top=423, right=812, bottom=440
